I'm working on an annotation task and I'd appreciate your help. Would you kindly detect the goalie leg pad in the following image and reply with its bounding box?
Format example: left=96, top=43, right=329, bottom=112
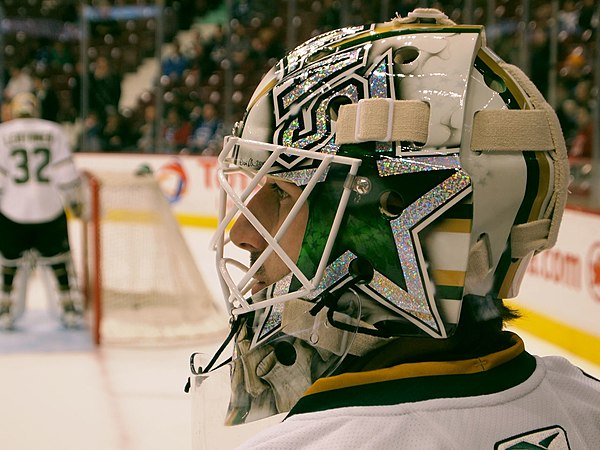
left=0, top=254, right=32, bottom=328
left=38, top=252, right=84, bottom=327
left=1, top=255, right=23, bottom=293
left=0, top=292, right=15, bottom=330
left=38, top=252, right=80, bottom=292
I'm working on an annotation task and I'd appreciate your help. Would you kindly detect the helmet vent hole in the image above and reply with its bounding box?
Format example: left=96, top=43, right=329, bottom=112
left=274, top=341, right=297, bottom=366
left=394, top=47, right=419, bottom=66
left=379, top=191, right=406, bottom=218
left=328, top=96, right=352, bottom=121
left=483, top=72, right=507, bottom=94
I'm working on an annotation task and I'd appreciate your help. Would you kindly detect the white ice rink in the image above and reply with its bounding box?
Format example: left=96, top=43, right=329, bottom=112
left=1, top=227, right=599, bottom=450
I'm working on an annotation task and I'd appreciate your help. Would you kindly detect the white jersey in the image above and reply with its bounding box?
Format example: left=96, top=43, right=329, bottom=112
left=237, top=335, right=600, bottom=449
left=0, top=118, right=80, bottom=223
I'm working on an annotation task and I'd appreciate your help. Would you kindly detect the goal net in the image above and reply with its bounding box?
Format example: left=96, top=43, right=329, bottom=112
left=81, top=171, right=226, bottom=345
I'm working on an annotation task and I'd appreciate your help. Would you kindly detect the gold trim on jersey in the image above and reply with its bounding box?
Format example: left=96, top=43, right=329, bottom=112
left=305, top=333, right=524, bottom=395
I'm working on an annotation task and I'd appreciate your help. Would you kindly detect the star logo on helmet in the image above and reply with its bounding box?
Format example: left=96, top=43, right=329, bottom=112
left=363, top=155, right=472, bottom=337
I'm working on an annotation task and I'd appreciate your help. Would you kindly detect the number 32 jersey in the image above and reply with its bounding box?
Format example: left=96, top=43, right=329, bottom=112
left=0, top=118, right=80, bottom=223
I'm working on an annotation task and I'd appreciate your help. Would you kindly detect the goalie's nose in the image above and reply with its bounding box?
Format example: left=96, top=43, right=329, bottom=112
left=229, top=187, right=272, bottom=253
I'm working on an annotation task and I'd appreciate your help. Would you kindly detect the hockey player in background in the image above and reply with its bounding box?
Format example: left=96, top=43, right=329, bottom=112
left=190, top=8, right=600, bottom=449
left=0, top=92, right=84, bottom=329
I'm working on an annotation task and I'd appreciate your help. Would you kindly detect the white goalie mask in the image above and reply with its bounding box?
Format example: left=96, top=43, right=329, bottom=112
left=191, top=8, right=568, bottom=441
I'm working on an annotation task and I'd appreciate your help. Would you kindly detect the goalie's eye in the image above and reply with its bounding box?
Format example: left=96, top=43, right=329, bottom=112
left=268, top=181, right=291, bottom=202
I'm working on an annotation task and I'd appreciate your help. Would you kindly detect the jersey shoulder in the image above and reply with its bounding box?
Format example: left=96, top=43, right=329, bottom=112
left=0, top=119, right=68, bottom=148
left=0, top=118, right=65, bottom=133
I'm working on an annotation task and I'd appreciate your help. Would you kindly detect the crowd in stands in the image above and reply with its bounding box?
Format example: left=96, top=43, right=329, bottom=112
left=0, top=0, right=597, bottom=163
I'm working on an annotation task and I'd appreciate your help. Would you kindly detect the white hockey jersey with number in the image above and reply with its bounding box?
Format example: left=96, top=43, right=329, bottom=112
left=0, top=118, right=80, bottom=223
left=237, top=335, right=600, bottom=450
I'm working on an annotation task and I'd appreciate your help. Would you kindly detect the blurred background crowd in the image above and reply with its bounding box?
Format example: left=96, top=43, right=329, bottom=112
left=0, top=0, right=598, bottom=206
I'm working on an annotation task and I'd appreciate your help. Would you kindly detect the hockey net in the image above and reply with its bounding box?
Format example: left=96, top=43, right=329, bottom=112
left=81, top=171, right=226, bottom=345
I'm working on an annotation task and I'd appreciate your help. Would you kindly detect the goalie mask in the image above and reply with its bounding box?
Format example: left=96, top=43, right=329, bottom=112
left=192, top=8, right=568, bottom=437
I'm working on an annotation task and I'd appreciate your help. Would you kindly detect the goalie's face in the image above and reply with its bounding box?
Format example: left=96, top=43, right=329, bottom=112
left=229, top=177, right=308, bottom=294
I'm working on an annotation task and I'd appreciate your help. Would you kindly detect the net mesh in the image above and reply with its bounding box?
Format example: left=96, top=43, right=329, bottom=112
left=88, top=171, right=226, bottom=345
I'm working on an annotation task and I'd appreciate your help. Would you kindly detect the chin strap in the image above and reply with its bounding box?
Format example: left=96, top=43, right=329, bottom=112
left=184, top=315, right=243, bottom=393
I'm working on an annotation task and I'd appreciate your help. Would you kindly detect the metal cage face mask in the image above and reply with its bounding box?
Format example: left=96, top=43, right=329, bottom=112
left=212, top=136, right=362, bottom=316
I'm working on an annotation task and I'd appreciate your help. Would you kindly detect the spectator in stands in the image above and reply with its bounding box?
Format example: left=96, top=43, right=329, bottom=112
left=558, top=0, right=581, bottom=36
left=90, top=0, right=121, bottom=41
left=529, top=26, right=551, bottom=97
left=247, top=28, right=283, bottom=71
left=68, top=61, right=83, bottom=118
left=101, top=108, right=131, bottom=152
left=318, top=0, right=343, bottom=31
left=56, top=90, right=79, bottom=125
left=4, top=64, right=34, bottom=102
left=33, top=75, right=60, bottom=122
left=162, top=39, right=190, bottom=82
left=137, top=103, right=160, bottom=153
left=89, top=56, right=122, bottom=125
left=206, top=23, right=227, bottom=52
left=48, top=41, right=75, bottom=72
left=204, top=24, right=228, bottom=71
left=573, top=78, right=593, bottom=110
left=559, top=45, right=587, bottom=93
left=555, top=85, right=579, bottom=147
left=257, top=27, right=285, bottom=65
left=229, top=23, right=252, bottom=69
left=183, top=29, right=203, bottom=60
left=578, top=0, right=596, bottom=34
left=33, top=39, right=53, bottom=72
left=34, top=40, right=74, bottom=74
left=569, top=106, right=593, bottom=158
left=185, top=30, right=217, bottom=82
left=82, top=111, right=103, bottom=152
left=188, top=102, right=223, bottom=155
left=59, top=0, right=78, bottom=24
left=162, top=105, right=192, bottom=153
